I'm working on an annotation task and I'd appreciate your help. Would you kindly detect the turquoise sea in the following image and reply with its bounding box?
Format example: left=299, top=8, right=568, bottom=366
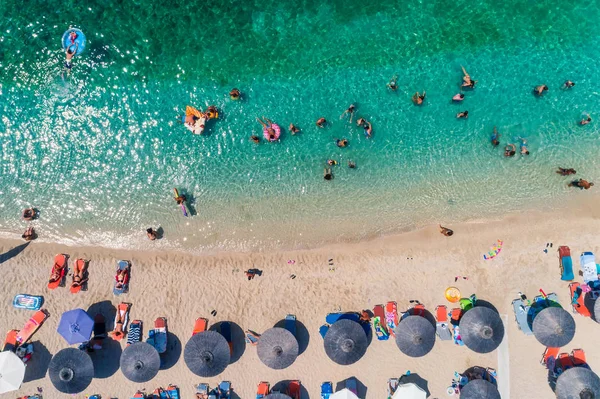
left=1, top=0, right=599, bottom=253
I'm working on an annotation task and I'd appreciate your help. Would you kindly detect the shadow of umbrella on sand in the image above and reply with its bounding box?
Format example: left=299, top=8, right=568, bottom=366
left=532, top=307, right=576, bottom=347
left=459, top=379, right=500, bottom=399
left=48, top=348, right=94, bottom=394
left=555, top=367, right=600, bottom=399
left=120, top=342, right=160, bottom=383
left=459, top=307, right=504, bottom=353
left=324, top=319, right=368, bottom=366
left=257, top=327, right=299, bottom=370
left=394, top=316, right=436, bottom=358
left=184, top=331, right=231, bottom=377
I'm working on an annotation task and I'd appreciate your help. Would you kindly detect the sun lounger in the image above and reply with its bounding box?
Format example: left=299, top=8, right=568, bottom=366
left=110, top=302, right=131, bottom=341
left=132, top=391, right=146, bottom=399
left=572, top=348, right=587, bottom=366
left=127, top=320, right=142, bottom=346
left=70, top=258, right=89, bottom=294
left=256, top=381, right=270, bottom=399
left=559, top=246, right=574, bottom=281
left=373, top=316, right=389, bottom=341
left=245, top=329, right=260, bottom=345
left=385, top=301, right=398, bottom=337
left=114, top=260, right=131, bottom=295
left=557, top=352, right=575, bottom=375
left=196, top=383, right=210, bottom=399
left=387, top=378, right=398, bottom=399
left=580, top=252, right=599, bottom=283
left=16, top=309, right=49, bottom=345
left=321, top=382, right=333, bottom=399
left=450, top=308, right=462, bottom=326
left=346, top=377, right=358, bottom=395
left=218, top=381, right=232, bottom=399
left=3, top=329, right=19, bottom=352
left=48, top=254, right=68, bottom=290
left=569, top=282, right=591, bottom=317
left=193, top=317, right=209, bottom=336
left=287, top=380, right=300, bottom=399
left=208, top=388, right=219, bottom=399
left=220, top=321, right=233, bottom=355
left=410, top=304, right=426, bottom=317
left=511, top=299, right=533, bottom=335
left=13, top=294, right=43, bottom=311
left=435, top=305, right=452, bottom=340
left=285, top=314, right=297, bottom=336
left=540, top=347, right=560, bottom=367
left=148, top=317, right=167, bottom=354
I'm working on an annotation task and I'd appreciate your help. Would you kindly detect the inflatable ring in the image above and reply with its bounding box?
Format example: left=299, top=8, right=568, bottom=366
left=445, top=286, right=461, bottom=303
left=263, top=123, right=281, bottom=142
left=62, top=28, right=86, bottom=56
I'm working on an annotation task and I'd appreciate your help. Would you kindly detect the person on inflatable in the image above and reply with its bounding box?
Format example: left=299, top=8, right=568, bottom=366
left=65, top=43, right=78, bottom=74
left=69, top=31, right=78, bottom=44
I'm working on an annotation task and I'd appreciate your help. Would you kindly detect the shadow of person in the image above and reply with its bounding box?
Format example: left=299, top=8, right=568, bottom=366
left=0, top=242, right=30, bottom=264
left=156, top=226, right=165, bottom=240
left=180, top=190, right=198, bottom=216
left=160, top=331, right=182, bottom=370
left=23, top=341, right=52, bottom=383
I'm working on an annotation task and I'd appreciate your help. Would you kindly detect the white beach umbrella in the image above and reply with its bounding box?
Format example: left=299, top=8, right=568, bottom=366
left=392, top=382, right=426, bottom=399
left=330, top=388, right=359, bottom=399
left=0, top=351, right=25, bottom=394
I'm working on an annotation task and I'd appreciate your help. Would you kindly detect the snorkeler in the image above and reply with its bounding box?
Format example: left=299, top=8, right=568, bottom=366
left=556, top=167, right=576, bottom=176
left=491, top=127, right=500, bottom=146
left=456, top=111, right=469, bottom=119
left=568, top=179, right=594, bottom=190
left=64, top=43, right=78, bottom=74
left=534, top=85, right=549, bottom=96
left=316, top=117, right=327, bottom=128
left=229, top=88, right=241, bottom=100
left=363, top=121, right=373, bottom=138
left=518, top=138, right=530, bottom=155
left=461, top=66, right=477, bottom=88
left=580, top=114, right=592, bottom=125
left=324, top=168, right=333, bottom=180
left=289, top=123, right=300, bottom=135
left=250, top=135, right=260, bottom=144
left=452, top=93, right=465, bottom=102
left=563, top=80, right=575, bottom=89
left=340, top=104, right=356, bottom=123
left=412, top=91, right=426, bottom=105
left=504, top=144, right=516, bottom=157
left=387, top=75, right=398, bottom=91
left=336, top=139, right=348, bottom=148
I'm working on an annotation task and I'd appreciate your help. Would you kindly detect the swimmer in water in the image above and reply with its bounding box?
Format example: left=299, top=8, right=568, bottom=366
left=22, top=208, right=36, bottom=221
left=289, top=123, right=300, bottom=135
left=324, top=168, right=333, bottom=180
left=452, top=93, right=465, bottom=102
left=336, top=139, right=348, bottom=148
left=412, top=91, right=426, bottom=105
left=316, top=117, right=327, bottom=128
left=250, top=135, right=260, bottom=144
left=439, top=225, right=454, bottom=237
left=518, top=137, right=530, bottom=155
left=456, top=111, right=468, bottom=119
left=580, top=114, right=592, bottom=125
left=175, top=194, right=187, bottom=205
left=327, top=159, right=337, bottom=166
left=504, top=144, right=516, bottom=157
left=363, top=121, right=373, bottom=138
left=64, top=43, right=78, bottom=75
left=387, top=75, right=398, bottom=91
left=348, top=161, right=356, bottom=169
left=340, top=104, right=356, bottom=123
left=491, top=127, right=500, bottom=146
left=569, top=179, right=594, bottom=190
left=22, top=226, right=36, bottom=241
left=229, top=88, right=241, bottom=100
left=563, top=80, right=575, bottom=89
left=461, top=66, right=477, bottom=88
left=356, top=118, right=366, bottom=127
left=556, top=167, right=576, bottom=176
left=534, top=85, right=549, bottom=96
left=146, top=228, right=157, bottom=241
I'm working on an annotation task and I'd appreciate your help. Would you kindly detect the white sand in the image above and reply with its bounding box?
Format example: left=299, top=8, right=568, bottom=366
left=2, top=195, right=600, bottom=399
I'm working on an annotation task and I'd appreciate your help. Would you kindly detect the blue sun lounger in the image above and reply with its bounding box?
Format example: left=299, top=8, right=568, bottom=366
left=321, top=382, right=333, bottom=399
left=285, top=314, right=296, bottom=336
left=512, top=299, right=533, bottom=335
left=218, top=381, right=232, bottom=399
left=580, top=252, right=599, bottom=283
left=320, top=312, right=370, bottom=338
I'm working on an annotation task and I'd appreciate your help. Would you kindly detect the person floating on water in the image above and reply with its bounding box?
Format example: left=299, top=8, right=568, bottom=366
left=316, top=117, right=327, bottom=128
left=22, top=208, right=36, bottom=221
left=412, top=91, right=426, bottom=105
left=568, top=179, right=594, bottom=190
left=327, top=159, right=337, bottom=166
left=356, top=118, right=366, bottom=127
left=534, top=85, right=548, bottom=96
left=491, top=127, right=500, bottom=146
left=64, top=42, right=78, bottom=74
left=504, top=143, right=516, bottom=157
left=22, top=227, right=36, bottom=241
left=146, top=228, right=157, bottom=241
left=518, top=137, right=530, bottom=155
left=453, top=93, right=465, bottom=102
left=336, top=138, right=348, bottom=148
left=556, top=167, right=576, bottom=176
left=256, top=117, right=278, bottom=141
left=387, top=75, right=398, bottom=91
left=456, top=111, right=468, bottom=119
left=289, top=123, right=300, bottom=135
left=363, top=121, right=373, bottom=138
left=324, top=168, right=333, bottom=180
left=250, top=135, right=260, bottom=144
left=348, top=161, right=356, bottom=169
left=229, top=88, right=241, bottom=100
left=563, top=80, right=575, bottom=89
left=340, top=104, right=356, bottom=123
left=439, top=225, right=454, bottom=237
left=461, top=66, right=477, bottom=88
left=580, top=114, right=592, bottom=125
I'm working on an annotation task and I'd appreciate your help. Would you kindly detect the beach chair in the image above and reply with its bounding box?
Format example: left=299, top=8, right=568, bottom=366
left=387, top=378, right=399, bottom=399
left=435, top=305, right=452, bottom=340
left=556, top=352, right=575, bottom=375
left=70, top=258, right=89, bottom=294
left=47, top=254, right=68, bottom=290
left=321, top=382, right=333, bottom=399
left=218, top=381, right=232, bottom=399
left=147, top=317, right=167, bottom=354
left=580, top=252, right=599, bottom=283
left=127, top=320, right=143, bottom=346
left=220, top=322, right=233, bottom=355
left=285, top=314, right=297, bottom=336
left=132, top=391, right=146, bottom=399
left=559, top=246, right=575, bottom=281
left=16, top=309, right=49, bottom=345
left=569, top=282, right=591, bottom=317
left=540, top=347, right=560, bottom=367
left=287, top=380, right=301, bottom=399
left=511, top=299, right=533, bottom=335
left=450, top=308, right=462, bottom=326
left=325, top=312, right=360, bottom=324
left=245, top=329, right=261, bottom=345
left=410, top=304, right=426, bottom=317
left=373, top=316, right=389, bottom=341
left=385, top=302, right=398, bottom=337
left=110, top=302, right=131, bottom=341
left=572, top=348, right=587, bottom=366
left=256, top=381, right=270, bottom=399
left=345, top=377, right=358, bottom=395
left=193, top=318, right=209, bottom=336
left=114, top=260, right=131, bottom=295
left=196, top=383, right=210, bottom=399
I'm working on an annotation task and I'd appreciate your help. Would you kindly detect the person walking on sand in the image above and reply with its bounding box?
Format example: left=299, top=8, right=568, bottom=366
left=534, top=85, right=548, bottom=96
left=439, top=225, right=454, bottom=236
left=580, top=114, right=592, bottom=125
left=412, top=91, right=426, bottom=105
left=569, top=179, right=594, bottom=190
left=461, top=66, right=477, bottom=88
left=340, top=104, right=356, bottom=123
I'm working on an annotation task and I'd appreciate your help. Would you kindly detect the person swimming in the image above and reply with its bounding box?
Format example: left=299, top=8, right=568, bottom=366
left=518, top=138, right=530, bottom=155
left=580, top=114, right=592, bottom=125
left=229, top=88, right=241, bottom=100
left=452, top=93, right=465, bottom=102
left=146, top=228, right=157, bottom=241
left=22, top=208, right=36, bottom=221
left=412, top=91, right=426, bottom=105
left=456, top=111, right=468, bottom=119
left=289, top=123, right=300, bottom=135
left=340, top=104, right=356, bottom=123
left=327, top=159, right=337, bottom=166
left=64, top=43, right=78, bottom=74
left=461, top=66, right=477, bottom=88
left=504, top=144, right=516, bottom=157
left=563, top=80, right=575, bottom=89
left=363, top=121, right=373, bottom=138
left=250, top=135, right=260, bottom=144
left=336, top=139, right=348, bottom=148
left=387, top=75, right=398, bottom=91
left=556, top=167, right=576, bottom=176
left=568, top=179, right=594, bottom=190
left=316, top=117, right=327, bottom=128
left=534, top=85, right=549, bottom=96
left=356, top=118, right=366, bottom=127
left=348, top=161, right=356, bottom=169
left=21, top=226, right=36, bottom=241
left=491, top=127, right=500, bottom=146
left=324, top=168, right=333, bottom=180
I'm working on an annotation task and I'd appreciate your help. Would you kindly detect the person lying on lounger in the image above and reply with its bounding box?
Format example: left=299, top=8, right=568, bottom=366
left=115, top=269, right=129, bottom=289
left=71, top=263, right=88, bottom=288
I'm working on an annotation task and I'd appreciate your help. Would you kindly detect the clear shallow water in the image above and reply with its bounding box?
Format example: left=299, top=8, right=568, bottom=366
left=0, top=0, right=599, bottom=252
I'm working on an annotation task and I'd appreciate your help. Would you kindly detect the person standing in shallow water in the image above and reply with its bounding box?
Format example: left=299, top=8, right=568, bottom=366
left=324, top=168, right=333, bottom=180
left=491, top=127, right=500, bottom=146
left=439, top=225, right=454, bottom=236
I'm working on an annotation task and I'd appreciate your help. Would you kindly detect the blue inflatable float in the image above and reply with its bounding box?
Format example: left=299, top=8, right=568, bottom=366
left=61, top=28, right=86, bottom=55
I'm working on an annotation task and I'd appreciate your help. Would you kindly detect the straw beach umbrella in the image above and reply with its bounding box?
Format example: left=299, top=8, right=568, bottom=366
left=184, top=331, right=231, bottom=377
left=555, top=367, right=600, bottom=399
left=394, top=316, right=436, bottom=358
left=48, top=348, right=94, bottom=394
left=324, top=319, right=368, bottom=365
left=257, top=327, right=299, bottom=369
left=120, top=342, right=160, bottom=383
left=532, top=307, right=576, bottom=347
left=459, top=307, right=504, bottom=353
left=57, top=308, right=94, bottom=345
left=459, top=379, right=500, bottom=399
left=0, top=351, right=25, bottom=394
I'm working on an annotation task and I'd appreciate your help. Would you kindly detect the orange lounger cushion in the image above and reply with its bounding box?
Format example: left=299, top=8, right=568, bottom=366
left=436, top=305, right=448, bottom=322
left=16, top=310, right=49, bottom=344
left=193, top=318, right=208, bottom=335
left=572, top=349, right=587, bottom=365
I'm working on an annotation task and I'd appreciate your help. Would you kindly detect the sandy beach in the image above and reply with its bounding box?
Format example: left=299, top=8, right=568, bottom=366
left=1, top=195, right=599, bottom=398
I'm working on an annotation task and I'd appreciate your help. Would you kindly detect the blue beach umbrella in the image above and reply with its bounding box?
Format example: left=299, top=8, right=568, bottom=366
left=57, top=308, right=94, bottom=345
